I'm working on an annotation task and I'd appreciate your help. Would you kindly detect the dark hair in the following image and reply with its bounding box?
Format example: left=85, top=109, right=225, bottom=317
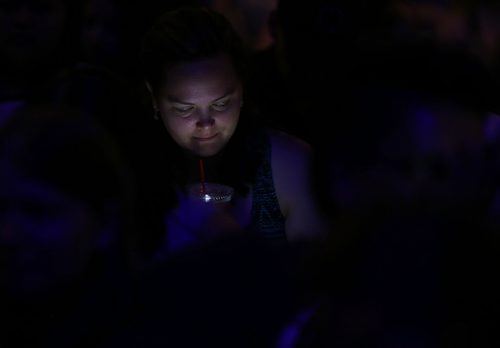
left=140, top=6, right=249, bottom=97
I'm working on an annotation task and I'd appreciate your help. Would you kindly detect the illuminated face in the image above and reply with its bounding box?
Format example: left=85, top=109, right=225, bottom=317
left=154, top=54, right=243, bottom=157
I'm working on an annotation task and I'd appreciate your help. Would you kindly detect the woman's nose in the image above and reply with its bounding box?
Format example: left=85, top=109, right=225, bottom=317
left=196, top=110, right=215, bottom=128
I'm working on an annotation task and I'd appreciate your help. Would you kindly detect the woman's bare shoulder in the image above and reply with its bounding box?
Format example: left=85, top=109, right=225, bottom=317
left=266, top=128, right=313, bottom=160
left=266, top=129, right=328, bottom=241
left=266, top=128, right=313, bottom=212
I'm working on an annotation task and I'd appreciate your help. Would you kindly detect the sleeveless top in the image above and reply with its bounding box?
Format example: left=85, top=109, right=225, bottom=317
left=249, top=130, right=287, bottom=240
left=160, top=129, right=287, bottom=258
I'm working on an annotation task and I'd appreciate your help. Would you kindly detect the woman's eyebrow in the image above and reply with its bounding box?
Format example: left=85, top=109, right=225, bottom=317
left=166, top=95, right=194, bottom=105
left=166, top=87, right=237, bottom=104
left=213, top=88, right=236, bottom=102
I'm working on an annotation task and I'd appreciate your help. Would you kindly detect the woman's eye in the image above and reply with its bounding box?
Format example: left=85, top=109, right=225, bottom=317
left=212, top=100, right=230, bottom=111
left=173, top=106, right=193, bottom=116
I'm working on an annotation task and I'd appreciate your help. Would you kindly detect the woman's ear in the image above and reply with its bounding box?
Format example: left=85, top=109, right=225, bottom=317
left=145, top=82, right=155, bottom=105
left=145, top=82, right=160, bottom=120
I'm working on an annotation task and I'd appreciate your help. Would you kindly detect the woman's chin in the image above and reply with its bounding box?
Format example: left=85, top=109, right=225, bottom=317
left=189, top=143, right=224, bottom=157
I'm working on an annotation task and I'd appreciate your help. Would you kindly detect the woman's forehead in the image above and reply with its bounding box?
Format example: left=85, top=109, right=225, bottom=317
left=163, top=55, right=238, bottom=84
left=160, top=56, right=241, bottom=101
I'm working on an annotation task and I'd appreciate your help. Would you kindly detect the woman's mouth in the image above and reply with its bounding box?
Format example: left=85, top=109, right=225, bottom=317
left=194, top=133, right=218, bottom=142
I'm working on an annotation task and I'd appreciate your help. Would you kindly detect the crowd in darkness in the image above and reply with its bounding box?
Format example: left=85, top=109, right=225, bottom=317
left=1, top=0, right=499, bottom=347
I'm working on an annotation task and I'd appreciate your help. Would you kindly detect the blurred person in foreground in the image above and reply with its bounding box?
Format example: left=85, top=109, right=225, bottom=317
left=0, top=103, right=137, bottom=348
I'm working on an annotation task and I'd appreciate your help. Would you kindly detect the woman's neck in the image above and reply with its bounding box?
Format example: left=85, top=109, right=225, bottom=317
left=184, top=152, right=225, bottom=185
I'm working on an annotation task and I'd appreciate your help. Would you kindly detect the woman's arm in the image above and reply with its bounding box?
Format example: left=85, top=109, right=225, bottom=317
left=269, top=129, right=329, bottom=242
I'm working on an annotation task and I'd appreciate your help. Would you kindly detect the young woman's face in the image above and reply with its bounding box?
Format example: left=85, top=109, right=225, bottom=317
left=155, top=54, right=243, bottom=157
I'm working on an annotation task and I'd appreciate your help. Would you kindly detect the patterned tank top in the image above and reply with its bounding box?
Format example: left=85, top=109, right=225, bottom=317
left=250, top=130, right=287, bottom=240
